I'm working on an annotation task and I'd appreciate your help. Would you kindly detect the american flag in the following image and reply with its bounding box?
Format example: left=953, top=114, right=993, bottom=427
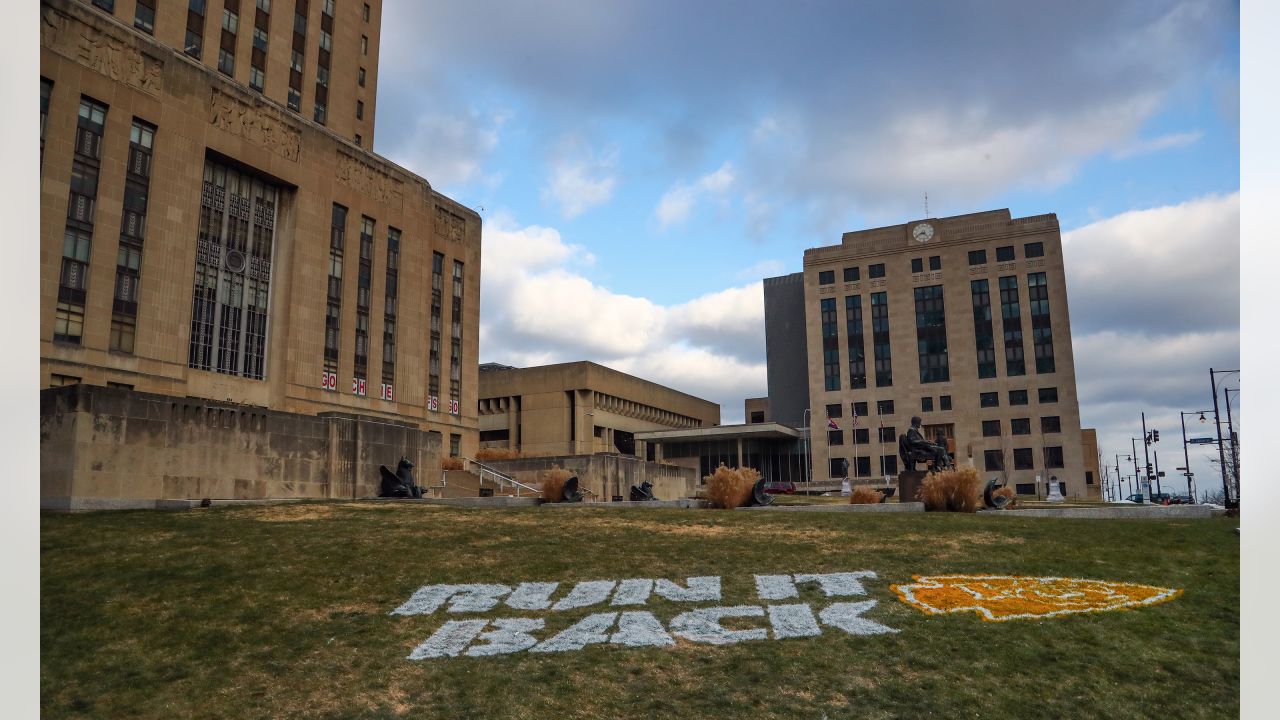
left=828, top=418, right=840, bottom=430
left=851, top=407, right=860, bottom=428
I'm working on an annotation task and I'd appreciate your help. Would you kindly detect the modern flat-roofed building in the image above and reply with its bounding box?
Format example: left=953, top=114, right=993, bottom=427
left=779, top=209, right=1089, bottom=497
left=477, top=362, right=721, bottom=459
left=40, top=0, right=481, bottom=507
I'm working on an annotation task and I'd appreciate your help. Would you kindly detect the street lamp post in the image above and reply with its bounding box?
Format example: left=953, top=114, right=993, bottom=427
left=1130, top=438, right=1142, bottom=499
left=1179, top=410, right=1212, bottom=503
left=1209, top=368, right=1239, bottom=508
left=1224, top=387, right=1239, bottom=497
left=801, top=408, right=812, bottom=486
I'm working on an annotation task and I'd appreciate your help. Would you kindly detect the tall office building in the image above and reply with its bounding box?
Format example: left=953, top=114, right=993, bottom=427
left=40, top=0, right=481, bottom=507
left=785, top=209, right=1092, bottom=498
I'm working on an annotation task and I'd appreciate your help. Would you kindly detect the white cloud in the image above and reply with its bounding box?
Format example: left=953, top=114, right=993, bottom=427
left=736, top=259, right=786, bottom=281
left=389, top=110, right=502, bottom=190
left=480, top=216, right=768, bottom=420
left=542, top=139, right=619, bottom=219
left=1112, top=130, right=1204, bottom=159
left=655, top=162, right=736, bottom=228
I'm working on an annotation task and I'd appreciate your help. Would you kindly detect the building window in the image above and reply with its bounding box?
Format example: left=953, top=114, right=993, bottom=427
left=750, top=411, right=764, bottom=423
left=984, top=449, right=1004, bottom=471
left=358, top=67, right=366, bottom=86
left=982, top=420, right=1000, bottom=437
left=321, top=203, right=346, bottom=382
left=353, top=216, right=374, bottom=383
left=289, top=3, right=307, bottom=112
left=112, top=119, right=156, bottom=352
left=223, top=7, right=239, bottom=32
left=843, top=267, right=859, bottom=282
left=323, top=0, right=334, bottom=14
left=971, top=279, right=997, bottom=379
left=871, top=291, right=892, bottom=387
left=134, top=0, right=156, bottom=33
left=110, top=314, right=136, bottom=353
left=1011, top=418, right=1031, bottom=435
left=914, top=284, right=948, bottom=383
left=996, top=245, right=1015, bottom=262
left=1024, top=242, right=1044, bottom=258
left=1041, top=416, right=1061, bottom=433
left=828, top=430, right=844, bottom=446
left=450, top=260, right=465, bottom=412
left=826, top=403, right=842, bottom=418
left=1013, top=448, right=1034, bottom=470
left=188, top=160, right=278, bottom=379
left=868, top=263, right=885, bottom=279
left=929, top=255, right=941, bottom=271
left=218, top=47, right=235, bottom=75
left=1038, top=387, right=1058, bottom=403
left=186, top=1, right=207, bottom=57
left=41, top=78, right=52, bottom=165
left=829, top=458, right=847, bottom=478
left=880, top=455, right=898, bottom=476
left=354, top=133, right=362, bottom=146
left=821, top=298, right=839, bottom=391
left=250, top=2, right=271, bottom=93
left=313, top=102, right=326, bottom=124
left=852, top=456, right=871, bottom=477
left=92, top=0, right=115, bottom=12
left=911, top=258, right=923, bottom=274
left=287, top=89, right=302, bottom=111
left=968, top=249, right=987, bottom=265
left=818, top=270, right=835, bottom=285
left=1044, top=446, right=1064, bottom=469
left=939, top=395, right=951, bottom=411
left=449, top=433, right=461, bottom=457
left=921, top=397, right=933, bottom=412
left=50, top=374, right=82, bottom=387
left=852, top=402, right=867, bottom=418
left=854, top=428, right=870, bottom=444
left=876, top=427, right=894, bottom=444
left=361, top=34, right=368, bottom=54
left=249, top=67, right=265, bottom=91
left=429, top=252, right=443, bottom=406
left=980, top=391, right=999, bottom=408
left=1027, top=272, right=1055, bottom=373
left=877, top=400, right=894, bottom=415
left=845, top=295, right=865, bottom=389
left=1009, top=389, right=1029, bottom=405
left=999, top=275, right=1025, bottom=376
left=54, top=302, right=85, bottom=344
left=57, top=97, right=108, bottom=345
left=319, top=29, right=332, bottom=51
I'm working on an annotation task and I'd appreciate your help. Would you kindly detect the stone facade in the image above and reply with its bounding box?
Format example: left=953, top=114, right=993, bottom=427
left=40, top=0, right=480, bottom=505
left=794, top=209, right=1090, bottom=497
left=477, top=361, right=721, bottom=459
left=41, top=383, right=442, bottom=510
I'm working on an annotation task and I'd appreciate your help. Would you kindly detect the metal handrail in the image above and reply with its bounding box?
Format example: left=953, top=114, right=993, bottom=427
left=464, top=458, right=540, bottom=496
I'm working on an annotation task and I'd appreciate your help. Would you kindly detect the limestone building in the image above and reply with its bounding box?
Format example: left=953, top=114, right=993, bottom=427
left=775, top=209, right=1092, bottom=498
left=40, top=0, right=481, bottom=507
left=477, top=362, right=721, bottom=459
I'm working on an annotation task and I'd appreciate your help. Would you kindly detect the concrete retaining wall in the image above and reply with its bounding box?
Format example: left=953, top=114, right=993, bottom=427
left=481, top=453, right=698, bottom=502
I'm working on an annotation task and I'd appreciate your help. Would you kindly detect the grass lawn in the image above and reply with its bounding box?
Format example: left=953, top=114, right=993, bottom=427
left=41, top=502, right=1239, bottom=719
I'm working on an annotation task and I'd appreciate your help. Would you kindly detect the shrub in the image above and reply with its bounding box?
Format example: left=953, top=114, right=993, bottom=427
left=704, top=465, right=760, bottom=509
left=441, top=457, right=465, bottom=471
left=919, top=465, right=982, bottom=512
left=475, top=448, right=521, bottom=461
left=540, top=467, right=573, bottom=502
left=849, top=486, right=884, bottom=504
left=992, top=486, right=1017, bottom=508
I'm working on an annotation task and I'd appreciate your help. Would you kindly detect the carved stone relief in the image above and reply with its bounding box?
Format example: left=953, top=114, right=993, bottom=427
left=335, top=152, right=404, bottom=204
left=42, top=7, right=163, bottom=96
left=435, top=207, right=466, bottom=242
left=208, top=88, right=301, bottom=162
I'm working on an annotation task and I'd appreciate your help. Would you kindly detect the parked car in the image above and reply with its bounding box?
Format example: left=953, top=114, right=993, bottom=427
left=763, top=481, right=796, bottom=495
left=1124, top=494, right=1147, bottom=504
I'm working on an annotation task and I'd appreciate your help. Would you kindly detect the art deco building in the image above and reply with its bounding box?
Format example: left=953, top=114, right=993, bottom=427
left=780, top=209, right=1094, bottom=498
left=40, top=0, right=481, bottom=507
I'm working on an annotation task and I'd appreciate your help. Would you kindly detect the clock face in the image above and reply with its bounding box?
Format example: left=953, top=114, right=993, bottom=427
left=913, top=223, right=934, bottom=243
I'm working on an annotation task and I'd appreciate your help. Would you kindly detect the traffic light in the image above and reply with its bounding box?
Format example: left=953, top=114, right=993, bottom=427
left=1152, top=430, right=1160, bottom=443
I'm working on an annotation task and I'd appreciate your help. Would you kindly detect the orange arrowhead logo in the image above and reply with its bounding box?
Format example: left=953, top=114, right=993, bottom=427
left=892, top=575, right=1182, bottom=621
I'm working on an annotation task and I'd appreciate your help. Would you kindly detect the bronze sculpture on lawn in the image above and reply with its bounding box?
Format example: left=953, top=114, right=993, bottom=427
left=898, top=416, right=953, bottom=472
left=379, top=457, right=423, bottom=498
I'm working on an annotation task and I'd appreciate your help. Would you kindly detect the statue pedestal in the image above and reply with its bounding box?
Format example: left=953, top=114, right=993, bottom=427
left=840, top=479, right=851, bottom=496
left=1045, top=481, right=1064, bottom=503
left=898, top=471, right=928, bottom=504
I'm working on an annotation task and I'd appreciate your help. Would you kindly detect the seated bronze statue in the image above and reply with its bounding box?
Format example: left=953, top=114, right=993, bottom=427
left=629, top=479, right=656, bottom=501
left=897, top=416, right=953, bottom=472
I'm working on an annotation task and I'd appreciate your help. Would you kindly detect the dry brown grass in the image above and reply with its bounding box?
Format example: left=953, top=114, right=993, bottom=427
left=992, top=485, right=1017, bottom=508
left=703, top=465, right=760, bottom=509
left=474, top=447, right=521, bottom=461
left=440, top=457, right=465, bottom=471
left=849, top=486, right=884, bottom=504
left=540, top=467, right=573, bottom=502
left=919, top=465, right=982, bottom=512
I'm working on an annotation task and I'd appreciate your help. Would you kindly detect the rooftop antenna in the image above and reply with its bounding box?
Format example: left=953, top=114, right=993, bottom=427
left=924, top=192, right=929, bottom=219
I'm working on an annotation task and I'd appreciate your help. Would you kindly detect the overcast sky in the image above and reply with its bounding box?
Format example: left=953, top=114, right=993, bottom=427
left=373, top=0, right=1239, bottom=497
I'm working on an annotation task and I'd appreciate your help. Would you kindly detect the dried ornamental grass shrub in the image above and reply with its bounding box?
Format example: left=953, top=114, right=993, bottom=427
left=440, top=457, right=465, bottom=471
left=849, top=486, right=885, bottom=504
left=919, top=465, right=982, bottom=512
left=540, top=467, right=573, bottom=502
left=475, top=448, right=521, bottom=461
left=992, top=486, right=1017, bottom=508
left=704, top=465, right=760, bottom=509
